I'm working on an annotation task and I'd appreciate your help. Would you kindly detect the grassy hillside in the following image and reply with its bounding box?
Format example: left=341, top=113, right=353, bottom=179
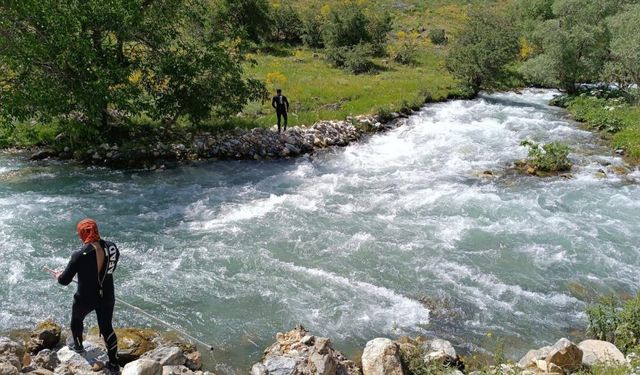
left=242, top=0, right=480, bottom=127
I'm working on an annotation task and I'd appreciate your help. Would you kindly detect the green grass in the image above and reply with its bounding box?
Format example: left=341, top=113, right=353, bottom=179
left=244, top=48, right=459, bottom=127
left=563, top=95, right=640, bottom=162
left=240, top=0, right=490, bottom=128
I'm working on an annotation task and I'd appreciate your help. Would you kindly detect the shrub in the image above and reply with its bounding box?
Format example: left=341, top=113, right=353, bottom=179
left=390, top=31, right=419, bottom=65
left=270, top=4, right=303, bottom=44
left=428, top=29, right=447, bottom=45
left=586, top=293, right=640, bottom=354
left=367, top=12, right=393, bottom=56
left=520, top=140, right=572, bottom=172
left=327, top=44, right=375, bottom=74
left=301, top=10, right=325, bottom=48
left=321, top=1, right=390, bottom=72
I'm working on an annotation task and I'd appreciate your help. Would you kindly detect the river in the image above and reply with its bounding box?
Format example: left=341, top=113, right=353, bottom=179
left=1, top=89, right=639, bottom=373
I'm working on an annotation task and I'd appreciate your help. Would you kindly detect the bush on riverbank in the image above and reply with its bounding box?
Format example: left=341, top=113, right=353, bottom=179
left=587, top=293, right=640, bottom=354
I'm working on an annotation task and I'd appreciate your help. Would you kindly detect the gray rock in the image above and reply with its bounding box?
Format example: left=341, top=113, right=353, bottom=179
left=0, top=363, right=18, bottom=375
left=361, top=338, right=402, bottom=375
left=122, top=359, right=162, bottom=375
left=30, top=149, right=56, bottom=161
left=545, top=338, right=582, bottom=372
left=309, top=352, right=335, bottom=375
left=25, top=369, right=54, bottom=375
left=250, top=363, right=267, bottom=375
left=0, top=337, right=25, bottom=370
left=162, top=365, right=193, bottom=375
left=264, top=356, right=297, bottom=375
left=32, top=349, right=60, bottom=371
left=518, top=346, right=552, bottom=368
left=578, top=340, right=625, bottom=366
left=422, top=339, right=457, bottom=363
left=141, top=347, right=185, bottom=366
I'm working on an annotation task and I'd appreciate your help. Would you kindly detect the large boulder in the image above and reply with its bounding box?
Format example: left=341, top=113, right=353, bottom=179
left=361, top=338, right=403, bottom=375
left=545, top=338, right=582, bottom=372
left=0, top=337, right=25, bottom=370
left=27, top=320, right=62, bottom=354
left=517, top=346, right=552, bottom=369
left=251, top=326, right=360, bottom=375
left=141, top=347, right=185, bottom=366
left=578, top=340, right=625, bottom=366
left=122, top=359, right=162, bottom=375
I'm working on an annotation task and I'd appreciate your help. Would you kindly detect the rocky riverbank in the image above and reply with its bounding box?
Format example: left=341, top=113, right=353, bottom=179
left=2, top=322, right=638, bottom=375
left=1, top=320, right=209, bottom=375
left=26, top=113, right=411, bottom=169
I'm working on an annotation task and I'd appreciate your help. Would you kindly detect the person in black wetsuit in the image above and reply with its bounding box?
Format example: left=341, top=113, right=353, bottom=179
left=52, top=219, right=121, bottom=374
left=271, top=89, right=289, bottom=133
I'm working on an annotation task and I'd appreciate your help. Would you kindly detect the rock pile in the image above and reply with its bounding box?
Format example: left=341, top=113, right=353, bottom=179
left=1, top=321, right=212, bottom=375
left=29, top=114, right=410, bottom=167
left=250, top=326, right=360, bottom=375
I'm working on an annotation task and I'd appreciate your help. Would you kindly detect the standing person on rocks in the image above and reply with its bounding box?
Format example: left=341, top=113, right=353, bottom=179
left=271, top=88, right=290, bottom=133
left=51, top=219, right=121, bottom=374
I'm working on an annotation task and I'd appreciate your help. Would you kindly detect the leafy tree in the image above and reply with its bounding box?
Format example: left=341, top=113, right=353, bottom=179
left=323, top=2, right=371, bottom=48
left=0, top=0, right=265, bottom=130
left=300, top=10, right=325, bottom=48
left=603, top=4, right=640, bottom=102
left=446, top=6, right=520, bottom=93
left=216, top=0, right=272, bottom=44
left=322, top=1, right=391, bottom=73
left=518, top=0, right=631, bottom=92
left=270, top=3, right=303, bottom=44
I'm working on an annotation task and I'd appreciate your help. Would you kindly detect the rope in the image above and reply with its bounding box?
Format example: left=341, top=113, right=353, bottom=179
left=44, top=267, right=214, bottom=351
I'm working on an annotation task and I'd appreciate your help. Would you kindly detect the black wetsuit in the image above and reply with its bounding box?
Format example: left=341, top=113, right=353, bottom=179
left=271, top=95, right=289, bottom=132
left=58, top=240, right=120, bottom=364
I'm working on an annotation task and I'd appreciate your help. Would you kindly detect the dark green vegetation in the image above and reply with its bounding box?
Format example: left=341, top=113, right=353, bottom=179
left=587, top=293, right=640, bottom=355
left=520, top=140, right=572, bottom=173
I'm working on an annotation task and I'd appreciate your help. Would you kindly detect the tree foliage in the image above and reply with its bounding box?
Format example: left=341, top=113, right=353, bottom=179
left=0, top=0, right=265, bottom=130
left=215, top=0, right=272, bottom=44
left=322, top=1, right=391, bottom=73
left=603, top=4, right=640, bottom=102
left=518, top=0, right=632, bottom=92
left=446, top=6, right=520, bottom=93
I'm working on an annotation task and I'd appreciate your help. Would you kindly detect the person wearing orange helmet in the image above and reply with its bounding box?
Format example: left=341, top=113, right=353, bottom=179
left=52, top=219, right=121, bottom=374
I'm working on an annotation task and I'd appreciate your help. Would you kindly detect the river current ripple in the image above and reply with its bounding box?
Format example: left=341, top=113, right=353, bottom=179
left=1, top=90, right=639, bottom=373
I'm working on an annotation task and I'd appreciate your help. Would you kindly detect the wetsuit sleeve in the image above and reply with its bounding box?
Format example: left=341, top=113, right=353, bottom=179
left=58, top=252, right=80, bottom=286
left=284, top=96, right=289, bottom=111
left=271, top=97, right=277, bottom=109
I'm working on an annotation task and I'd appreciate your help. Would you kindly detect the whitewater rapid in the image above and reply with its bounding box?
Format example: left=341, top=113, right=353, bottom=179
left=1, top=89, right=639, bottom=373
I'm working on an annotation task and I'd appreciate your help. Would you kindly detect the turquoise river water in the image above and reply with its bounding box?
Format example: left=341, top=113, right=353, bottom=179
left=1, top=90, right=639, bottom=373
